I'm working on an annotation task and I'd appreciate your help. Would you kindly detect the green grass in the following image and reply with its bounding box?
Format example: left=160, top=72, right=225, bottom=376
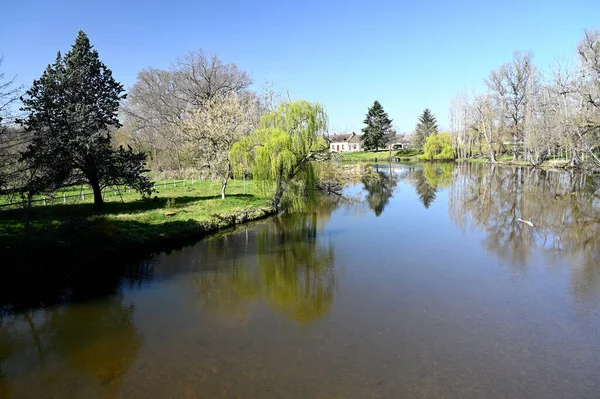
left=340, top=149, right=420, bottom=162
left=0, top=178, right=207, bottom=208
left=0, top=179, right=274, bottom=260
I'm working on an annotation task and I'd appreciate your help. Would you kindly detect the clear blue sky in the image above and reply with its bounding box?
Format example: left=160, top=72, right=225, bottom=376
left=2, top=0, right=599, bottom=132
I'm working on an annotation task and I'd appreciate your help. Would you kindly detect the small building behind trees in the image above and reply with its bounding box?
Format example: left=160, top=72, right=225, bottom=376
left=328, top=132, right=363, bottom=152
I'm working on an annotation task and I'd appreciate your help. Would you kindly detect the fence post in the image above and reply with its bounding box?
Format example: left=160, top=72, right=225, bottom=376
left=63, top=194, right=66, bottom=204
left=184, top=180, right=186, bottom=186
left=43, top=197, right=46, bottom=206
left=81, top=192, right=85, bottom=201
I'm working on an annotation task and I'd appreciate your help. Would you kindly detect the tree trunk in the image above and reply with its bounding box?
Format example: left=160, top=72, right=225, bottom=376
left=221, top=163, right=231, bottom=199
left=273, top=169, right=285, bottom=212
left=221, top=177, right=228, bottom=200
left=90, top=178, right=104, bottom=210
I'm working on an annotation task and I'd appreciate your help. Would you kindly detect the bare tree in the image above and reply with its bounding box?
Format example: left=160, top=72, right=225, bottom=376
left=0, top=56, right=25, bottom=191
left=576, top=29, right=600, bottom=166
left=486, top=51, right=535, bottom=160
left=183, top=93, right=256, bottom=199
left=473, top=94, right=497, bottom=163
left=175, top=50, right=252, bottom=105
left=121, top=68, right=189, bottom=172
left=121, top=50, right=253, bottom=174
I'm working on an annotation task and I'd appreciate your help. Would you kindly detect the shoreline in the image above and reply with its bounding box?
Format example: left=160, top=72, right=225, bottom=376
left=341, top=154, right=599, bottom=172
left=2, top=204, right=276, bottom=263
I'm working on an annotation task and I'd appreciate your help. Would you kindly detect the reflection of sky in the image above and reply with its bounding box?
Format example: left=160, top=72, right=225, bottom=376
left=2, top=164, right=600, bottom=398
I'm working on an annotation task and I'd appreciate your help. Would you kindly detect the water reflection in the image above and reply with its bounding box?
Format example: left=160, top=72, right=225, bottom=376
left=403, top=163, right=454, bottom=208
left=193, top=198, right=340, bottom=324
left=0, top=298, right=142, bottom=398
left=449, top=163, right=600, bottom=298
left=362, top=164, right=400, bottom=216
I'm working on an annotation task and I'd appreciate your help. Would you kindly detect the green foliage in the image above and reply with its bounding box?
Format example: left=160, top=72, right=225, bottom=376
left=420, top=132, right=455, bottom=160
left=18, top=31, right=152, bottom=209
left=361, top=101, right=395, bottom=150
left=395, top=148, right=420, bottom=157
left=231, top=100, right=329, bottom=211
left=407, top=163, right=455, bottom=209
left=413, top=108, right=439, bottom=150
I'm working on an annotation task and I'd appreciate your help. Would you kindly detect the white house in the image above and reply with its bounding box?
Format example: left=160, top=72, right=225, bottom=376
left=329, top=132, right=363, bottom=152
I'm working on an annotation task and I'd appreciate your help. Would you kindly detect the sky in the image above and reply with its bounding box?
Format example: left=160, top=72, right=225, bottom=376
left=2, top=0, right=599, bottom=133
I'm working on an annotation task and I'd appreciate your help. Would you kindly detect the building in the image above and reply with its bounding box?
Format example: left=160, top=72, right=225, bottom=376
left=329, top=132, right=363, bottom=152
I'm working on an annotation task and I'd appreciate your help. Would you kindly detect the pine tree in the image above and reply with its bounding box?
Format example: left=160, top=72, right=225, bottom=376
left=361, top=101, right=395, bottom=150
left=19, top=31, right=152, bottom=209
left=413, top=108, right=439, bottom=151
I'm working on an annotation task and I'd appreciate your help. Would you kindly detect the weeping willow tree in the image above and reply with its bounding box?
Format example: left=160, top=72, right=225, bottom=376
left=231, top=100, right=329, bottom=211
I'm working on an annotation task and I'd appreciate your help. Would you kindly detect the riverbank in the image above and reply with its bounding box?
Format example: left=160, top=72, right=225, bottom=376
left=458, top=156, right=600, bottom=172
left=340, top=149, right=420, bottom=163
left=0, top=180, right=275, bottom=266
left=340, top=150, right=599, bottom=172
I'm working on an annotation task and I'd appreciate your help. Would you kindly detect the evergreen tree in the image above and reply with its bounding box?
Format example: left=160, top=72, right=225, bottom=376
left=361, top=101, right=395, bottom=150
left=19, top=31, right=152, bottom=209
left=413, top=108, right=439, bottom=151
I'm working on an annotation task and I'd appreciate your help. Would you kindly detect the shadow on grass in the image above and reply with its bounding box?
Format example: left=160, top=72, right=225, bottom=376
left=0, top=204, right=274, bottom=314
left=0, top=194, right=256, bottom=221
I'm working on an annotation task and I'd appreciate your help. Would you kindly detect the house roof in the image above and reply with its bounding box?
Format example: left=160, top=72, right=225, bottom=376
left=329, top=133, right=363, bottom=144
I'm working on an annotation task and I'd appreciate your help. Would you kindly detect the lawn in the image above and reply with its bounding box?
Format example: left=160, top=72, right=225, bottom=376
left=0, top=179, right=274, bottom=260
left=340, top=149, right=420, bottom=162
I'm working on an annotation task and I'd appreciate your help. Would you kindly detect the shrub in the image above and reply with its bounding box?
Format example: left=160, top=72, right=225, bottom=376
left=420, top=133, right=455, bottom=161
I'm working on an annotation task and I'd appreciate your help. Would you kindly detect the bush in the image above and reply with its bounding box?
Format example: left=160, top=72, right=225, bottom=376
left=395, top=148, right=419, bottom=157
left=420, top=133, right=455, bottom=161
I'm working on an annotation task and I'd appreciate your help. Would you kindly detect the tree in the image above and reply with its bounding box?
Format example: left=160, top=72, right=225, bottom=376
left=473, top=94, right=498, bottom=163
left=413, top=108, right=439, bottom=150
left=121, top=50, right=253, bottom=173
left=361, top=101, right=395, bottom=150
left=183, top=93, right=256, bottom=199
left=421, top=132, right=455, bottom=160
left=576, top=29, right=600, bottom=166
left=486, top=51, right=535, bottom=161
left=0, top=56, right=24, bottom=190
left=18, top=31, right=152, bottom=209
left=362, top=165, right=399, bottom=217
left=231, top=100, right=329, bottom=212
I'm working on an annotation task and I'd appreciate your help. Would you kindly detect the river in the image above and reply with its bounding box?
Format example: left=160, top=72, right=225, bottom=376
left=1, top=163, right=599, bottom=398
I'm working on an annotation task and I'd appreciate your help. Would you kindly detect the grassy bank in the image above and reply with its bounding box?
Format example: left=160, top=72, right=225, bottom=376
left=458, top=156, right=575, bottom=169
left=0, top=179, right=274, bottom=263
left=340, top=149, right=420, bottom=162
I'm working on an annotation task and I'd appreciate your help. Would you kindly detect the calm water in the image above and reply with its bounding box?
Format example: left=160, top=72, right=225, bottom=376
left=1, top=163, right=600, bottom=398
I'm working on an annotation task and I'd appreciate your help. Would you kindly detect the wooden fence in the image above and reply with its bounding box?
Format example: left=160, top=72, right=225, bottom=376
left=0, top=179, right=200, bottom=209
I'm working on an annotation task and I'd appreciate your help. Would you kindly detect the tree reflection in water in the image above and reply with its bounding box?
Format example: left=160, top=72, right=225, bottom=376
left=362, top=164, right=400, bottom=216
left=449, top=163, right=600, bottom=298
left=403, top=163, right=455, bottom=209
left=0, top=299, right=142, bottom=399
left=193, top=196, right=343, bottom=324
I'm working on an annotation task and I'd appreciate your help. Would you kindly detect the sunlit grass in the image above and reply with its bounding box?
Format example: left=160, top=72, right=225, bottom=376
left=340, top=149, right=420, bottom=162
left=0, top=179, right=273, bottom=252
